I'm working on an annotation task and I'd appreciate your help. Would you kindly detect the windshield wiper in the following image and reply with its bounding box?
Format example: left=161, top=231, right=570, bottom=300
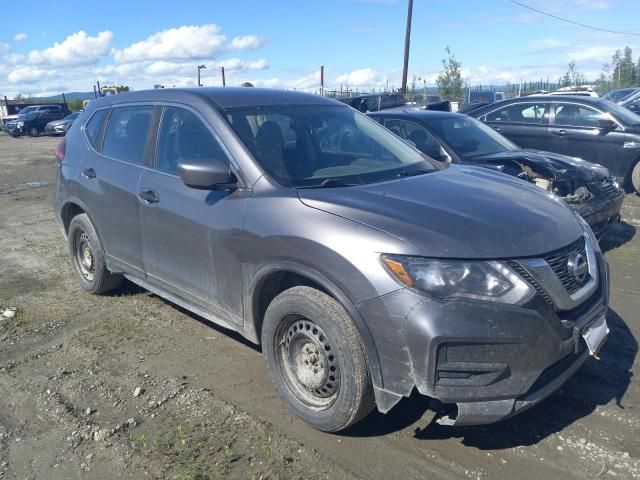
left=297, top=178, right=359, bottom=189
left=396, top=168, right=430, bottom=178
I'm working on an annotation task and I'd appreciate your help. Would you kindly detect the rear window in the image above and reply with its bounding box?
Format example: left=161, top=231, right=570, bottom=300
left=102, top=106, right=154, bottom=164
left=84, top=109, right=109, bottom=148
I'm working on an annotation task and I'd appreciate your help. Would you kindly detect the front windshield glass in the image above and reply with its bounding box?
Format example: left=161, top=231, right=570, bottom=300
left=18, top=106, right=37, bottom=115
left=603, top=89, right=636, bottom=102
left=225, top=105, right=437, bottom=188
left=425, top=116, right=518, bottom=159
left=601, top=99, right=640, bottom=125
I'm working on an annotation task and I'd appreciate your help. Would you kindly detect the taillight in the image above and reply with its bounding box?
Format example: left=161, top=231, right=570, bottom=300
left=55, top=138, right=66, bottom=161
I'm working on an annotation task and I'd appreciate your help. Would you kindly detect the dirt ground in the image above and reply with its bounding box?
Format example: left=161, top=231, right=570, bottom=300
left=0, top=133, right=638, bottom=480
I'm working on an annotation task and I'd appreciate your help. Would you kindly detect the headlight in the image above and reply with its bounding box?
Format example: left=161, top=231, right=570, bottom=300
left=16, top=121, right=23, bottom=127
left=381, top=255, right=534, bottom=304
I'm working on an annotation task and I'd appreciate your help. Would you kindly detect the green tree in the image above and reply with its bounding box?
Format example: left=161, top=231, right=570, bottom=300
left=66, top=98, right=84, bottom=112
left=436, top=46, right=464, bottom=104
left=595, top=63, right=611, bottom=95
left=612, top=47, right=637, bottom=88
left=563, top=61, right=585, bottom=87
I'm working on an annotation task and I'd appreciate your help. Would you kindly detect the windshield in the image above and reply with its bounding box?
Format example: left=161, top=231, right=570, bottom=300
left=601, top=99, right=640, bottom=125
left=18, top=106, right=38, bottom=115
left=225, top=105, right=437, bottom=188
left=425, top=116, right=518, bottom=159
left=603, top=88, right=637, bottom=102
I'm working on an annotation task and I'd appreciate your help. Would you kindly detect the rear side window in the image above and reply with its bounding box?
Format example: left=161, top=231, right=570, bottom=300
left=84, top=109, right=109, bottom=148
left=155, top=107, right=229, bottom=175
left=554, top=104, right=608, bottom=128
left=102, top=106, right=154, bottom=164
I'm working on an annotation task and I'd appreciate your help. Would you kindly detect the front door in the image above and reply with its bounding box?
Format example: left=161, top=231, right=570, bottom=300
left=138, top=106, right=250, bottom=325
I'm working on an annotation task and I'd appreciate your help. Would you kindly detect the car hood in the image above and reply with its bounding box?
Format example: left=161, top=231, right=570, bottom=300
left=298, top=165, right=583, bottom=259
left=471, top=149, right=610, bottom=181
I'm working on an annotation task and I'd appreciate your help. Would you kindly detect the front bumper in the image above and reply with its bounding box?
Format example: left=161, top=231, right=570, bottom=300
left=5, top=123, right=22, bottom=136
left=571, top=187, right=625, bottom=236
left=357, top=252, right=608, bottom=426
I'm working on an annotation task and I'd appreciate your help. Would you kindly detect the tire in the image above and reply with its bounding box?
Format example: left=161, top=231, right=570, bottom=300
left=28, top=127, right=39, bottom=137
left=632, top=161, right=640, bottom=194
left=261, top=286, right=374, bottom=432
left=67, top=214, right=122, bottom=294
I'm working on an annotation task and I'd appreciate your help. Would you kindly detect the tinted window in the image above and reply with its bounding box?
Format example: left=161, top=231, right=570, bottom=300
left=225, top=105, right=436, bottom=188
left=384, top=119, right=450, bottom=162
left=84, top=109, right=109, bottom=148
left=156, top=107, right=229, bottom=175
left=486, top=103, right=546, bottom=124
left=554, top=104, right=607, bottom=127
left=102, top=106, right=153, bottom=163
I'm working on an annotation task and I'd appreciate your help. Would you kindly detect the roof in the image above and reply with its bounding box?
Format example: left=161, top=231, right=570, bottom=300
left=87, top=87, right=341, bottom=110
left=368, top=108, right=460, bottom=120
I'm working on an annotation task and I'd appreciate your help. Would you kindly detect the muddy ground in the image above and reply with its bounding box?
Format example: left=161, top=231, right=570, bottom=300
left=0, top=133, right=638, bottom=480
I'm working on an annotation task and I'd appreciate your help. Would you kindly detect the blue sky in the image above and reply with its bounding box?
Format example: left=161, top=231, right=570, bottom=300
left=1, top=0, right=639, bottom=96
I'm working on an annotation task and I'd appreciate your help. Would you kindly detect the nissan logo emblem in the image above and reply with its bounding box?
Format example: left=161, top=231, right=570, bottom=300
left=568, top=252, right=589, bottom=284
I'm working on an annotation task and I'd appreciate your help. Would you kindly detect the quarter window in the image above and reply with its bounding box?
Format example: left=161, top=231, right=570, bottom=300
left=84, top=109, right=109, bottom=148
left=156, top=107, right=229, bottom=175
left=102, top=106, right=154, bottom=164
left=554, top=104, right=609, bottom=127
left=486, top=103, right=547, bottom=124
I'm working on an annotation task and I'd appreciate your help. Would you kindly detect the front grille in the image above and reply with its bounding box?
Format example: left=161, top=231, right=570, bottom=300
left=508, top=261, right=555, bottom=309
left=542, top=237, right=587, bottom=295
left=601, top=182, right=621, bottom=199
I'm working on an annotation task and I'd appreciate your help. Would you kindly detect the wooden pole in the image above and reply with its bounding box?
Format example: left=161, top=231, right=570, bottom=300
left=401, top=0, right=414, bottom=94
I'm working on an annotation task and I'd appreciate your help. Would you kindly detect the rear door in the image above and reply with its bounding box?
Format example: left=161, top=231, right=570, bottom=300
left=483, top=101, right=550, bottom=150
left=549, top=102, right=627, bottom=172
left=76, top=105, right=155, bottom=277
left=138, top=105, right=249, bottom=325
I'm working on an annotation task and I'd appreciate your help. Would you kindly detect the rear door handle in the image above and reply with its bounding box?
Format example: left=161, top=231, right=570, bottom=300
left=82, top=168, right=96, bottom=179
left=138, top=189, right=159, bottom=204
left=552, top=130, right=567, bottom=137
left=492, top=126, right=501, bottom=132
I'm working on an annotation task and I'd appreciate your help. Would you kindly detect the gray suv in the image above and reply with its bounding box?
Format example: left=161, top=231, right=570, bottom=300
left=54, top=88, right=609, bottom=432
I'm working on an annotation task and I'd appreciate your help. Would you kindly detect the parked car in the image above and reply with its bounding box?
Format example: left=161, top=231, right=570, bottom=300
left=622, top=92, right=640, bottom=114
left=338, top=92, right=405, bottom=112
left=466, top=90, right=506, bottom=105
left=545, top=86, right=599, bottom=98
left=5, top=105, right=67, bottom=137
left=55, top=88, right=609, bottom=432
left=45, top=112, right=81, bottom=136
left=369, top=109, right=624, bottom=235
left=457, top=101, right=491, bottom=115
left=406, top=94, right=452, bottom=112
left=467, top=96, right=640, bottom=193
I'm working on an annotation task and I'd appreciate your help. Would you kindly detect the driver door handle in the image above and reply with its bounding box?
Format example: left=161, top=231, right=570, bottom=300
left=493, top=126, right=501, bottom=132
left=552, top=129, right=567, bottom=137
left=138, top=189, right=159, bottom=204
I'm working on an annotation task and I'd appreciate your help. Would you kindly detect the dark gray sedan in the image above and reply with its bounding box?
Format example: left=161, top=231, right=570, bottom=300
left=45, top=112, right=80, bottom=136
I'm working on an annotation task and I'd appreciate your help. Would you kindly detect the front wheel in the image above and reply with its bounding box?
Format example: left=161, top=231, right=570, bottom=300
left=261, top=286, right=374, bottom=432
left=632, top=161, right=640, bottom=194
left=28, top=127, right=39, bottom=137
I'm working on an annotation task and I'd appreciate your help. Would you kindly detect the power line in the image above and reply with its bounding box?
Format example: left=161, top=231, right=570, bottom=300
left=508, top=0, right=640, bottom=36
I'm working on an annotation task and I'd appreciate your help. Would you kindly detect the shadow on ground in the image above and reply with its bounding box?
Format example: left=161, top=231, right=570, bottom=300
left=345, top=308, right=637, bottom=449
left=600, top=220, right=636, bottom=253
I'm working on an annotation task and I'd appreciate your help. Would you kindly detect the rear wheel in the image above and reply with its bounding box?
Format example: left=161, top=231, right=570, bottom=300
left=261, top=286, right=374, bottom=432
left=68, top=214, right=122, bottom=294
left=28, top=126, right=39, bottom=137
left=632, top=161, right=640, bottom=194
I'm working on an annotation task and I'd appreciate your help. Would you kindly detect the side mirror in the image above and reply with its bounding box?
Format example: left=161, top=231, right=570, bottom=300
left=177, top=158, right=237, bottom=190
left=597, top=119, right=617, bottom=131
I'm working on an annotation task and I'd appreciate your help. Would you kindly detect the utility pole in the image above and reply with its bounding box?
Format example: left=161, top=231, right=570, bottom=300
left=320, top=65, right=324, bottom=96
left=221, top=66, right=226, bottom=87
left=401, top=0, right=414, bottom=94
left=197, top=64, right=206, bottom=87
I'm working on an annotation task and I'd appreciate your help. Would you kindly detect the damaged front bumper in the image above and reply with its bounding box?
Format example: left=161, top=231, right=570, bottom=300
left=357, top=251, right=609, bottom=427
left=568, top=182, right=625, bottom=236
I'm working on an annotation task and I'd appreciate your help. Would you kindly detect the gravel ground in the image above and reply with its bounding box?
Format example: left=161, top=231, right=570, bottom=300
left=0, top=133, right=638, bottom=479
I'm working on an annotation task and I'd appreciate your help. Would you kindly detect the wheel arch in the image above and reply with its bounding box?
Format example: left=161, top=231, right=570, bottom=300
left=245, top=261, right=384, bottom=390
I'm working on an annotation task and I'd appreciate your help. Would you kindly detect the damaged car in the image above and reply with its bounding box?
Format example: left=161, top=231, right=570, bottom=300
left=369, top=109, right=625, bottom=236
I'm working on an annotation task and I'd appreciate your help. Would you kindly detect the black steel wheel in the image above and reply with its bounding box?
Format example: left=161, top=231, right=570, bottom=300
left=262, top=286, right=374, bottom=432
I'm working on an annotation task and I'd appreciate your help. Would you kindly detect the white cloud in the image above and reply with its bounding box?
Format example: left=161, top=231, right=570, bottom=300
left=114, top=24, right=226, bottom=63
left=335, top=68, right=380, bottom=87
left=14, top=33, right=28, bottom=42
left=8, top=67, right=55, bottom=84
left=229, top=35, right=266, bottom=50
left=573, top=0, right=610, bottom=9
left=26, top=30, right=112, bottom=67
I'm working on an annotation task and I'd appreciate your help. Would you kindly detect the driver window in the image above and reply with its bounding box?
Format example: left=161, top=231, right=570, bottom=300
left=384, top=119, right=450, bottom=163
left=486, top=103, right=546, bottom=124
left=156, top=107, right=229, bottom=175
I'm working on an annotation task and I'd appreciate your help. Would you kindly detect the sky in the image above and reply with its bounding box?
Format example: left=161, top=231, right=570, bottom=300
left=1, top=0, right=639, bottom=97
